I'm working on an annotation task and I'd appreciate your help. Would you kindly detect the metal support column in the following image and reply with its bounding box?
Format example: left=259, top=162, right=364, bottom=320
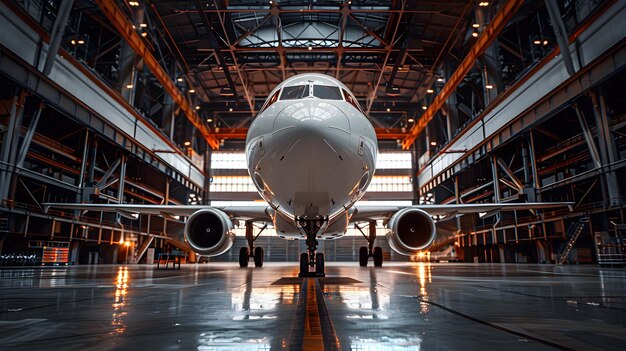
left=118, top=154, right=127, bottom=204
left=590, top=90, right=620, bottom=206
left=491, top=155, right=502, bottom=226
left=8, top=100, right=45, bottom=201
left=574, top=103, right=602, bottom=168
left=545, top=0, right=576, bottom=76
left=0, top=89, right=27, bottom=204
left=491, top=155, right=501, bottom=202
left=42, top=0, right=75, bottom=76
left=454, top=176, right=462, bottom=233
left=496, top=157, right=524, bottom=194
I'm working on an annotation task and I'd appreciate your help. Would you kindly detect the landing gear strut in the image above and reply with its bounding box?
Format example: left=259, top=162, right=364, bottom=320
left=239, top=221, right=267, bottom=268
left=356, top=220, right=383, bottom=267
left=297, top=216, right=327, bottom=277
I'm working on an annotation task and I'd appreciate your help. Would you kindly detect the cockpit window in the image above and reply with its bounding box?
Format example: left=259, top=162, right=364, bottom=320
left=280, top=85, right=310, bottom=100
left=313, top=85, right=342, bottom=100
left=342, top=88, right=364, bottom=113
left=259, top=89, right=280, bottom=113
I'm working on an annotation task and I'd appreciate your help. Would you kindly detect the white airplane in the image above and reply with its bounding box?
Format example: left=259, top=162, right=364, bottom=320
left=45, top=73, right=573, bottom=276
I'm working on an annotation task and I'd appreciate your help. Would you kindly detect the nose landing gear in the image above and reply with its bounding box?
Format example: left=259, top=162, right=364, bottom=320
left=297, top=216, right=327, bottom=277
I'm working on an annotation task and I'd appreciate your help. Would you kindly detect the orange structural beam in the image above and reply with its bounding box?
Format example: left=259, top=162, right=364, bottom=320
left=94, top=0, right=220, bottom=149
left=210, top=128, right=408, bottom=140
left=401, top=0, right=525, bottom=150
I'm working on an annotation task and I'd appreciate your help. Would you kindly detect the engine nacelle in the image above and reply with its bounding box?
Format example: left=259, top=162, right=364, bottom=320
left=386, top=208, right=436, bottom=255
left=184, top=208, right=235, bottom=256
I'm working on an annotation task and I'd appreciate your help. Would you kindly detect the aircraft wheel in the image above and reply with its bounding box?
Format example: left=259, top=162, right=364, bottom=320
left=299, top=252, right=309, bottom=275
left=239, top=247, right=249, bottom=267
left=359, top=246, right=368, bottom=267
left=315, top=252, right=325, bottom=274
left=373, top=247, right=383, bottom=267
left=254, top=247, right=264, bottom=267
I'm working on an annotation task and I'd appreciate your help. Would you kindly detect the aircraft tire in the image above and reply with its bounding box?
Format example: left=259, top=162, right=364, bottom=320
left=239, top=247, right=249, bottom=268
left=373, top=247, right=383, bottom=267
left=359, top=246, right=368, bottom=266
left=315, top=252, right=325, bottom=274
left=254, top=247, right=264, bottom=267
left=300, top=253, right=309, bottom=275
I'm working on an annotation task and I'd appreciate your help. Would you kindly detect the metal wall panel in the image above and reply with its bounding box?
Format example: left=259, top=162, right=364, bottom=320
left=0, top=2, right=204, bottom=188
left=418, top=3, right=626, bottom=190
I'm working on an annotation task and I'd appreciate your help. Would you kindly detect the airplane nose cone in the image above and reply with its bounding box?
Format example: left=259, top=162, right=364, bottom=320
left=273, top=100, right=350, bottom=135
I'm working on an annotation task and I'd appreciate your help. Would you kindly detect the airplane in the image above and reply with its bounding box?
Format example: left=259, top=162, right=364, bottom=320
left=45, top=73, right=573, bottom=276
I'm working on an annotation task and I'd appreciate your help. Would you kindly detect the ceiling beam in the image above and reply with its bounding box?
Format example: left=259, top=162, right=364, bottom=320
left=401, top=0, right=525, bottom=150
left=94, top=0, right=220, bottom=149
left=209, top=128, right=408, bottom=140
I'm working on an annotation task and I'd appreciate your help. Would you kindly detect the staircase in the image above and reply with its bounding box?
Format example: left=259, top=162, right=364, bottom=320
left=558, top=217, right=589, bottom=265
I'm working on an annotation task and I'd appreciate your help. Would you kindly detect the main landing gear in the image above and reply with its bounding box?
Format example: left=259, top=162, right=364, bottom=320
left=239, top=221, right=267, bottom=268
left=298, top=216, right=327, bottom=277
left=356, top=220, right=383, bottom=267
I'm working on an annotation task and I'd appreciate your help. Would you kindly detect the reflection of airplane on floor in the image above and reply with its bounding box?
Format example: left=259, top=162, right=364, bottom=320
left=44, top=74, right=573, bottom=276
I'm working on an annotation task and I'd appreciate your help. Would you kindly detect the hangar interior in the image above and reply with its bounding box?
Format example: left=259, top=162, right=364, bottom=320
left=2, top=1, right=626, bottom=350
left=0, top=0, right=624, bottom=267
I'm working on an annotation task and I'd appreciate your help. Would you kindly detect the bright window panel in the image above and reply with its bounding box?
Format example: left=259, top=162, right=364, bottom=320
left=366, top=176, right=412, bottom=192
left=210, top=176, right=257, bottom=192
left=211, top=152, right=247, bottom=169
left=375, top=152, right=412, bottom=169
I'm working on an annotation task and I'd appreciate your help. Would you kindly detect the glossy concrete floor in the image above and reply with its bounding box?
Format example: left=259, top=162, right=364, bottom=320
left=0, top=262, right=625, bottom=351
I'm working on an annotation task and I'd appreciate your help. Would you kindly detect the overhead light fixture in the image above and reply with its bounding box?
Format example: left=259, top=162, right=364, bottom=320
left=77, top=39, right=85, bottom=44
left=485, top=84, right=494, bottom=89
left=430, top=141, right=437, bottom=146
left=408, top=118, right=414, bottom=123
left=472, top=31, right=479, bottom=38
left=188, top=89, right=195, bottom=93
left=543, top=40, right=548, bottom=45
left=385, top=85, right=401, bottom=97
left=139, top=23, right=147, bottom=28
left=426, top=88, right=434, bottom=94
left=229, top=107, right=233, bottom=112
left=472, top=23, right=480, bottom=28
left=141, top=32, right=147, bottom=37
left=195, top=105, right=200, bottom=110
left=422, top=105, right=427, bottom=110
left=308, top=46, right=313, bottom=51
left=533, top=39, right=542, bottom=45
left=437, top=78, right=444, bottom=83
left=126, top=84, right=133, bottom=89
left=386, top=107, right=391, bottom=112
left=177, top=77, right=183, bottom=82
left=219, top=87, right=234, bottom=96
left=479, top=1, right=489, bottom=6
left=183, top=141, right=191, bottom=146
left=129, top=1, right=140, bottom=6
left=206, top=118, right=213, bottom=122
left=70, top=39, right=76, bottom=45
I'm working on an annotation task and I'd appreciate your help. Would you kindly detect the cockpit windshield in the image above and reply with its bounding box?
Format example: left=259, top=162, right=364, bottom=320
left=313, top=85, right=342, bottom=100
left=280, top=83, right=343, bottom=101
left=281, top=85, right=309, bottom=100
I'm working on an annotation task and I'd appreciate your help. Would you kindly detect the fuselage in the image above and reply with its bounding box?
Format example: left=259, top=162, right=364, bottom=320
left=246, top=74, right=377, bottom=239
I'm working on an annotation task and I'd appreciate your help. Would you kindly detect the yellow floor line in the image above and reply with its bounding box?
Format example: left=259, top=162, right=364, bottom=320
left=303, top=278, right=324, bottom=351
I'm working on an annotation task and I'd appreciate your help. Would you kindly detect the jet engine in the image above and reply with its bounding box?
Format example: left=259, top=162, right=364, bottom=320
left=184, top=209, right=235, bottom=256
left=386, top=208, right=436, bottom=255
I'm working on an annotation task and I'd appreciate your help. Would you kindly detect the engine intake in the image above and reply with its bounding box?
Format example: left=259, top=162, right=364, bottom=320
left=386, top=208, right=436, bottom=255
left=184, top=208, right=235, bottom=256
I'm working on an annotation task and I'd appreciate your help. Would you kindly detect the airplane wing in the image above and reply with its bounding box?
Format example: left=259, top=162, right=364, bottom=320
left=351, top=202, right=574, bottom=222
left=43, top=203, right=272, bottom=221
